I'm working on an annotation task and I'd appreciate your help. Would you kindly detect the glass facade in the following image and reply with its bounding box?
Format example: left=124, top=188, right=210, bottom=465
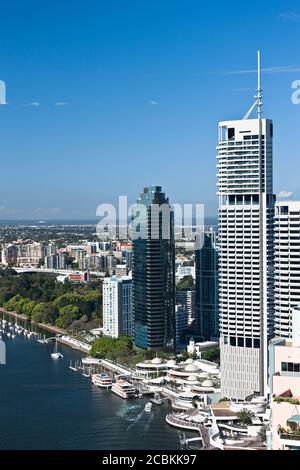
left=195, top=228, right=219, bottom=340
left=132, top=186, right=175, bottom=350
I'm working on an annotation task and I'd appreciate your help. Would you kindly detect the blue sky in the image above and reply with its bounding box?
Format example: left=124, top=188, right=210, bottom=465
left=0, top=0, right=300, bottom=219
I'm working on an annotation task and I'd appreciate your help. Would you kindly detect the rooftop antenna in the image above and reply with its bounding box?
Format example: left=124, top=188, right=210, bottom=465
left=243, top=50, right=263, bottom=120
left=257, top=49, right=262, bottom=120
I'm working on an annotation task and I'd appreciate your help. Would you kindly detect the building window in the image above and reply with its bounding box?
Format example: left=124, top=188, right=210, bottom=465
left=280, top=206, right=289, bottom=215
left=228, top=128, right=235, bottom=140
left=281, top=362, right=300, bottom=373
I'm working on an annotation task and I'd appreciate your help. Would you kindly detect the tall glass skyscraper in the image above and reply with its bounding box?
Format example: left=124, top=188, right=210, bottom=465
left=132, top=186, right=175, bottom=350
left=195, top=227, right=219, bottom=341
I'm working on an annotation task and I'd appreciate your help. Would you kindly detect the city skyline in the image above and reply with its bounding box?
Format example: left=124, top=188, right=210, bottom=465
left=3, top=1, right=300, bottom=457
left=0, top=1, right=300, bottom=218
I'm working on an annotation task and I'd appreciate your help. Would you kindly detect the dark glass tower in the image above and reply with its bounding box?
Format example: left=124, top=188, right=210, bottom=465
left=195, top=227, right=219, bottom=340
left=132, top=186, right=175, bottom=350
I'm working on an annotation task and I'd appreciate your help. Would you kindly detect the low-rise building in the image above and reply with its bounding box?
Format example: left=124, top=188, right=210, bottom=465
left=270, top=306, right=300, bottom=450
left=269, top=306, right=300, bottom=450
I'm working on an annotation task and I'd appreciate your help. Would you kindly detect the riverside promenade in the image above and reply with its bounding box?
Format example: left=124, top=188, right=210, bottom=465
left=0, top=307, right=90, bottom=353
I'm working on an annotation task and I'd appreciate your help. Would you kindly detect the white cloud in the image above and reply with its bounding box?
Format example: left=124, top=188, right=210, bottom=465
left=149, top=100, right=159, bottom=106
left=278, top=190, right=293, bottom=199
left=50, top=207, right=61, bottom=214
left=22, top=102, right=40, bottom=107
left=0, top=206, right=24, bottom=214
left=222, top=66, right=300, bottom=76
left=55, top=102, right=68, bottom=106
left=279, top=12, right=300, bottom=22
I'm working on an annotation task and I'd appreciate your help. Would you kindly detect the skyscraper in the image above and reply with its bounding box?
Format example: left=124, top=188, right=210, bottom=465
left=103, top=275, right=132, bottom=338
left=176, top=289, right=196, bottom=326
left=195, top=227, right=219, bottom=341
left=217, top=52, right=275, bottom=400
left=274, top=201, right=300, bottom=338
left=132, top=185, right=175, bottom=350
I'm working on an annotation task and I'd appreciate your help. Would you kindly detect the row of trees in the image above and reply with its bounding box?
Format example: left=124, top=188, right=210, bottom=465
left=90, top=336, right=175, bottom=367
left=0, top=272, right=102, bottom=330
left=90, top=336, right=133, bottom=362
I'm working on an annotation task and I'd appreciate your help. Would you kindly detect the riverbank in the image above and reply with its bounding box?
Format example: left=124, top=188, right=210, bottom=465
left=0, top=307, right=65, bottom=335
left=0, top=307, right=89, bottom=354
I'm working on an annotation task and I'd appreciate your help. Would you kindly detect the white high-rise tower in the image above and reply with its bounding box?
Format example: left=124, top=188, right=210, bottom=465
left=217, top=52, right=275, bottom=400
left=274, top=201, right=300, bottom=338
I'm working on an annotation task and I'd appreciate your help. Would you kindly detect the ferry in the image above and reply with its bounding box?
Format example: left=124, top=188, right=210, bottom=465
left=91, top=373, right=113, bottom=388
left=111, top=380, right=137, bottom=399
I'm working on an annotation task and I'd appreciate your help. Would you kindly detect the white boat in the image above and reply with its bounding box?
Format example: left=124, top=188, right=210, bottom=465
left=51, top=340, right=63, bottom=359
left=111, top=380, right=137, bottom=399
left=144, top=402, right=152, bottom=413
left=11, top=334, right=16, bottom=340
left=92, top=373, right=113, bottom=388
left=6, top=332, right=11, bottom=338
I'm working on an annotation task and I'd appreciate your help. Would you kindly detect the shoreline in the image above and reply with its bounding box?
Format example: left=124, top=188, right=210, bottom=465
left=0, top=307, right=89, bottom=354
left=0, top=307, right=65, bottom=335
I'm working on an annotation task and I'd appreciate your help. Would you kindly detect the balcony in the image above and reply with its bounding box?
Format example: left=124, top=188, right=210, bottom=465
left=278, top=416, right=300, bottom=446
left=279, top=432, right=300, bottom=442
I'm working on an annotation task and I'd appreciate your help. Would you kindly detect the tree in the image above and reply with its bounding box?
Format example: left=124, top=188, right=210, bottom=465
left=177, top=276, right=195, bottom=290
left=258, top=425, right=267, bottom=444
left=22, top=300, right=36, bottom=320
left=56, top=305, right=80, bottom=329
left=31, top=302, right=48, bottom=323
left=4, top=295, right=22, bottom=311
left=179, top=350, right=189, bottom=361
left=202, top=348, right=220, bottom=362
left=237, top=409, right=255, bottom=427
left=31, top=302, right=58, bottom=324
left=90, top=337, right=116, bottom=358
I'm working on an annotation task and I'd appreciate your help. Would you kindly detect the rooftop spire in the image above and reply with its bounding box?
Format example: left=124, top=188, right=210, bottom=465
left=257, top=50, right=262, bottom=119
left=243, top=50, right=263, bottom=120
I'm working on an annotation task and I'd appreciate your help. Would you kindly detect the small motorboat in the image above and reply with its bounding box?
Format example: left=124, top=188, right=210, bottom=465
left=144, top=402, right=152, bottom=413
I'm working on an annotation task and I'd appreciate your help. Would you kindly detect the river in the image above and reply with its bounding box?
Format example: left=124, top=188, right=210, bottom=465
left=0, top=318, right=183, bottom=450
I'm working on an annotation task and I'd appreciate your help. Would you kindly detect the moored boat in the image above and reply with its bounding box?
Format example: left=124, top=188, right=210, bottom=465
left=111, top=380, right=137, bottom=399
left=92, top=373, right=113, bottom=388
left=51, top=339, right=63, bottom=359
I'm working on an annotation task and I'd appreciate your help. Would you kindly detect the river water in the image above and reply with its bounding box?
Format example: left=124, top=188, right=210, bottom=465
left=0, top=319, right=183, bottom=450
